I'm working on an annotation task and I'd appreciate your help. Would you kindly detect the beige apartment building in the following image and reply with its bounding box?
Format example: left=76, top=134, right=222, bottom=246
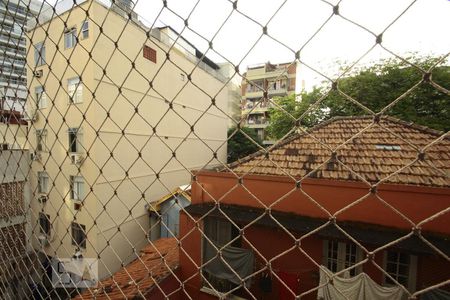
left=26, top=0, right=230, bottom=279
left=241, top=62, right=297, bottom=145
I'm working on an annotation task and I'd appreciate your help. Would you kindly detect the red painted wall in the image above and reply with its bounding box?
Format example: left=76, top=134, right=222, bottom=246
left=192, top=171, right=450, bottom=235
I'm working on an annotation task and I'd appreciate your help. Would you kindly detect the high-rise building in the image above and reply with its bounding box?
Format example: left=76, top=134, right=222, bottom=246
left=27, top=0, right=232, bottom=280
left=0, top=0, right=44, bottom=115
left=241, top=62, right=297, bottom=145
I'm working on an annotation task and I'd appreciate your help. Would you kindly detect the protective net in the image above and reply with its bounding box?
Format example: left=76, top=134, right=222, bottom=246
left=0, top=0, right=449, bottom=299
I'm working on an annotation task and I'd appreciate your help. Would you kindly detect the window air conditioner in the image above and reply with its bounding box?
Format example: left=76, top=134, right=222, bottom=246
left=34, top=70, right=43, bottom=78
left=38, top=195, right=48, bottom=203
left=70, top=153, right=84, bottom=165
left=31, top=151, right=42, bottom=161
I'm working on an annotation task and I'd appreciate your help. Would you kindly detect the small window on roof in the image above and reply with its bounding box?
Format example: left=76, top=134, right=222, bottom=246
left=375, top=144, right=401, bottom=151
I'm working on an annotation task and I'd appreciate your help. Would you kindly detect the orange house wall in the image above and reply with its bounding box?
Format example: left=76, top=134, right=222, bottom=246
left=179, top=171, right=450, bottom=299
left=191, top=171, right=450, bottom=235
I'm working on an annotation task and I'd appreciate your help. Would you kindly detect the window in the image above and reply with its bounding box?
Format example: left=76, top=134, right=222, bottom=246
left=202, top=217, right=242, bottom=293
left=81, top=21, right=89, bottom=39
left=39, top=213, right=51, bottom=236
left=383, top=251, right=417, bottom=291
left=71, top=222, right=86, bottom=248
left=36, top=129, right=47, bottom=152
left=323, top=240, right=362, bottom=277
left=64, top=28, right=77, bottom=49
left=38, top=171, right=49, bottom=193
left=35, top=86, right=47, bottom=109
left=68, top=127, right=82, bottom=153
left=34, top=42, right=45, bottom=66
left=143, top=45, right=157, bottom=63
left=68, top=77, right=82, bottom=103
left=70, top=176, right=84, bottom=201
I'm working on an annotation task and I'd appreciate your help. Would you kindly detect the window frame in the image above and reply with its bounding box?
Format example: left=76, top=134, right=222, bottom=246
left=383, top=250, right=417, bottom=292
left=34, top=42, right=45, bottom=66
left=37, top=171, right=49, bottom=193
left=36, top=129, right=47, bottom=152
left=322, top=239, right=363, bottom=277
left=71, top=222, right=86, bottom=249
left=70, top=175, right=84, bottom=201
left=68, top=127, right=83, bottom=153
left=64, top=27, right=77, bottom=49
left=39, top=213, right=51, bottom=236
left=201, top=217, right=241, bottom=293
left=81, top=20, right=89, bottom=39
left=67, top=77, right=83, bottom=103
left=35, top=85, right=47, bottom=109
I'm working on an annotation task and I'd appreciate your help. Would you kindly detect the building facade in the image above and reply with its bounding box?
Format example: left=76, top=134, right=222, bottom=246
left=0, top=0, right=44, bottom=114
left=241, top=62, right=297, bottom=144
left=26, top=0, right=231, bottom=279
left=177, top=116, right=450, bottom=299
left=0, top=149, right=33, bottom=299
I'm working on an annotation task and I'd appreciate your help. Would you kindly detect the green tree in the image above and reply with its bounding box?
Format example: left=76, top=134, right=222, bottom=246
left=267, top=56, right=450, bottom=139
left=266, top=89, right=326, bottom=140
left=227, top=126, right=263, bottom=163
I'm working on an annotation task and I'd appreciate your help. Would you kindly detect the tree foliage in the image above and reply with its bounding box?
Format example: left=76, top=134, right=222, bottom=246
left=227, top=126, right=263, bottom=163
left=267, top=56, right=450, bottom=139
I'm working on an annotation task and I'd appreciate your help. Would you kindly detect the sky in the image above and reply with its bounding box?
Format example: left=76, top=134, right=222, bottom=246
left=44, top=0, right=450, bottom=89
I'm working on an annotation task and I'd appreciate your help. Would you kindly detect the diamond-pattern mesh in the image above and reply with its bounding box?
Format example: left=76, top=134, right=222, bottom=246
left=0, top=0, right=448, bottom=299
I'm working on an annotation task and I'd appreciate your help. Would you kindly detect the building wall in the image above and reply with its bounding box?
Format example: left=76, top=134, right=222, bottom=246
left=0, top=149, right=31, bottom=288
left=0, top=123, right=28, bottom=148
left=177, top=171, right=450, bottom=299
left=191, top=172, right=450, bottom=235
left=178, top=210, right=448, bottom=300
left=27, top=0, right=230, bottom=279
left=241, top=62, right=297, bottom=144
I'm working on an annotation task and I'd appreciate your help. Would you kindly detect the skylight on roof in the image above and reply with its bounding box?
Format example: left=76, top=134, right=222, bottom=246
left=375, top=144, right=401, bottom=151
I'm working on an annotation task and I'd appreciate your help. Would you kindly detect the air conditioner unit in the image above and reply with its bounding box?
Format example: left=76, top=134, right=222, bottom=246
left=38, top=195, right=48, bottom=203
left=31, top=151, right=41, bottom=161
left=34, top=70, right=43, bottom=78
left=70, top=153, right=84, bottom=165
left=73, top=250, right=83, bottom=260
left=38, top=235, right=49, bottom=247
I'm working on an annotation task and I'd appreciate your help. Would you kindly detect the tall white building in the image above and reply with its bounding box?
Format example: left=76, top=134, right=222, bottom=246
left=0, top=0, right=44, bottom=114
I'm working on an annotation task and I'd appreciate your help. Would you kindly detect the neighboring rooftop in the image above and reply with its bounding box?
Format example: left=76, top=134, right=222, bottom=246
left=74, top=238, right=178, bottom=299
left=230, top=116, right=450, bottom=187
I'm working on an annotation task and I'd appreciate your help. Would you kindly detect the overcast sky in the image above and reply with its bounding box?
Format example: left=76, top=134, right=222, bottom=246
left=45, top=0, right=450, bottom=89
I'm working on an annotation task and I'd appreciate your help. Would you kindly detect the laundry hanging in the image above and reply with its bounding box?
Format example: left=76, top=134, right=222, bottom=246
left=204, top=244, right=254, bottom=285
left=317, top=266, right=406, bottom=300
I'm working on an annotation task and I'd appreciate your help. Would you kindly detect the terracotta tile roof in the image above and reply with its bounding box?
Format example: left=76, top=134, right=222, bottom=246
left=73, top=238, right=179, bottom=299
left=230, top=116, right=450, bottom=187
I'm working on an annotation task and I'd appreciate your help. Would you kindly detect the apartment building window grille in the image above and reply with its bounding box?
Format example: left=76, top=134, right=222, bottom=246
left=68, top=128, right=82, bottom=153
left=383, top=251, right=417, bottom=290
left=39, top=213, right=51, bottom=236
left=34, top=42, right=45, bottom=66
left=323, top=240, right=362, bottom=277
left=143, top=45, right=157, bottom=63
left=64, top=27, right=77, bottom=49
left=35, top=86, right=47, bottom=109
left=38, top=171, right=49, bottom=193
left=68, top=77, right=82, bottom=103
left=70, top=176, right=84, bottom=201
left=36, top=129, right=47, bottom=152
left=71, top=222, right=86, bottom=248
left=81, top=21, right=89, bottom=39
